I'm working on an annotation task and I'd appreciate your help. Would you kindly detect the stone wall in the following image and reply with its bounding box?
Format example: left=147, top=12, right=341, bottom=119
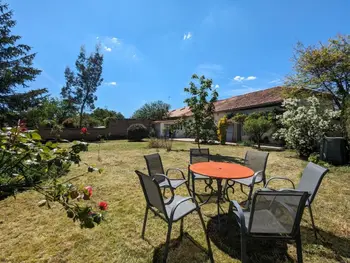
left=39, top=119, right=152, bottom=141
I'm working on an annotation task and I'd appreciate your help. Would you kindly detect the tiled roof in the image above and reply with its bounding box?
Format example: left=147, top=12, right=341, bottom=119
left=168, top=86, right=284, bottom=118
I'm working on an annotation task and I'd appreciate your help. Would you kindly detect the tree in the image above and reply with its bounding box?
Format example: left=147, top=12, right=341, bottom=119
left=25, top=97, right=77, bottom=128
left=61, top=46, right=103, bottom=128
left=183, top=74, right=218, bottom=148
left=217, top=116, right=228, bottom=145
left=0, top=2, right=46, bottom=125
left=132, top=100, right=170, bottom=120
left=286, top=34, right=350, bottom=134
left=91, top=107, right=124, bottom=123
left=273, top=96, right=340, bottom=158
left=243, top=114, right=272, bottom=149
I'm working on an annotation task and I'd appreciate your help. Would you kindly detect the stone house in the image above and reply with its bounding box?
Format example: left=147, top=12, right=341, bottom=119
left=153, top=86, right=284, bottom=143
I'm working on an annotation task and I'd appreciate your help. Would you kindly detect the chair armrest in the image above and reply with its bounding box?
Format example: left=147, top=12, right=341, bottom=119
left=265, top=177, right=295, bottom=189
left=166, top=168, right=186, bottom=180
left=250, top=170, right=263, bottom=186
left=155, top=173, right=175, bottom=204
left=229, top=200, right=247, bottom=232
left=169, top=197, right=194, bottom=220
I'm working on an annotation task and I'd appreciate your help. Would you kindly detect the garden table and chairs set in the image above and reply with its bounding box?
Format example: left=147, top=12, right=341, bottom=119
left=135, top=149, right=329, bottom=263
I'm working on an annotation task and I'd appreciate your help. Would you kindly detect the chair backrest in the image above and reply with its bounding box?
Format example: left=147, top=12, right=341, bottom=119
left=144, top=153, right=165, bottom=183
left=190, top=148, right=210, bottom=164
left=297, top=162, right=329, bottom=205
left=135, top=170, right=167, bottom=216
left=244, top=150, right=269, bottom=184
left=248, top=190, right=309, bottom=237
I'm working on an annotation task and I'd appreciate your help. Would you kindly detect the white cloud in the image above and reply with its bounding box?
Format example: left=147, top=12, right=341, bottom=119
left=111, top=37, right=120, bottom=44
left=183, top=32, right=192, bottom=40
left=268, top=78, right=282, bottom=84
left=246, top=76, right=257, bottom=81
left=105, top=81, right=117, bottom=86
left=233, top=76, right=245, bottom=82
left=215, top=84, right=220, bottom=89
left=104, top=46, right=112, bottom=52
left=233, top=75, right=257, bottom=82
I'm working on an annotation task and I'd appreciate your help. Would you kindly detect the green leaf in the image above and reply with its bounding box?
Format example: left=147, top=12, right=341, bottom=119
left=31, top=132, right=42, bottom=141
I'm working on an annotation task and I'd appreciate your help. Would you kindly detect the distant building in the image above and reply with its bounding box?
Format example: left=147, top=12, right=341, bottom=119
left=153, top=86, right=284, bottom=142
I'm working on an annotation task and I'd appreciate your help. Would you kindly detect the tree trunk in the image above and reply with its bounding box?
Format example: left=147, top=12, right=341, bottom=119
left=79, top=105, right=84, bottom=128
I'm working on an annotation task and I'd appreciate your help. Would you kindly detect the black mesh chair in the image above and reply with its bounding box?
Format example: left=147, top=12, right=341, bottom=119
left=189, top=148, right=213, bottom=203
left=229, top=189, right=310, bottom=263
left=135, top=170, right=214, bottom=263
left=144, top=153, right=187, bottom=190
left=226, top=150, right=269, bottom=206
left=265, top=162, right=329, bottom=239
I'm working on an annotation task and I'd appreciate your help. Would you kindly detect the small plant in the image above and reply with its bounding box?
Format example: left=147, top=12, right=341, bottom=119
left=217, top=116, right=228, bottom=145
left=127, top=124, right=148, bottom=141
left=148, top=137, right=163, bottom=149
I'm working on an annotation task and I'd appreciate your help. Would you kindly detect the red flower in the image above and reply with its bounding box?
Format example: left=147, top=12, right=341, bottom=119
left=98, top=201, right=108, bottom=211
left=18, top=119, right=27, bottom=132
left=84, top=186, right=93, bottom=197
left=81, top=127, right=88, bottom=134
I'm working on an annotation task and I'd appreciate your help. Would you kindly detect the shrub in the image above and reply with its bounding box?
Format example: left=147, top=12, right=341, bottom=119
left=62, top=118, right=76, bottom=128
left=148, top=137, right=164, bottom=149
left=127, top=124, right=148, bottom=141
left=149, top=127, right=157, bottom=138
left=104, top=116, right=118, bottom=127
left=217, top=116, right=228, bottom=145
left=244, top=116, right=272, bottom=149
left=274, top=96, right=340, bottom=158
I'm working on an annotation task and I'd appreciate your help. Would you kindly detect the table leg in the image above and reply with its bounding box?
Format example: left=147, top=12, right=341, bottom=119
left=216, top=178, right=222, bottom=228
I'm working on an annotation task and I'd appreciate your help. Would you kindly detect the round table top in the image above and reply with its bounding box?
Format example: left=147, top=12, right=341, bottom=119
left=190, top=162, right=254, bottom=179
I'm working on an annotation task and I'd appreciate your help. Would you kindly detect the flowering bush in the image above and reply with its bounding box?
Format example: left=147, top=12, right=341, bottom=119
left=217, top=116, right=228, bottom=145
left=0, top=120, right=107, bottom=228
left=273, top=96, right=340, bottom=157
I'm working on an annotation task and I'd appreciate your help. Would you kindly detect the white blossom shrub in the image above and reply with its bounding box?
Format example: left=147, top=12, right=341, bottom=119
left=273, top=96, right=340, bottom=157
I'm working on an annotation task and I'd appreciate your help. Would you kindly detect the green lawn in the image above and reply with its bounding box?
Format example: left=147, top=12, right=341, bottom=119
left=0, top=140, right=349, bottom=263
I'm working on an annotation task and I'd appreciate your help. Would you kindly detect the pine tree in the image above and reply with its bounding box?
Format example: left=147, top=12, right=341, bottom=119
left=0, top=1, right=46, bottom=125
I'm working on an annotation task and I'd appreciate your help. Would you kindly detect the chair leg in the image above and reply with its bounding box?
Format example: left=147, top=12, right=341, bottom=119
left=296, top=231, right=303, bottom=263
left=141, top=207, right=149, bottom=239
left=180, top=218, right=184, bottom=240
left=197, top=209, right=214, bottom=263
left=163, top=221, right=173, bottom=263
left=308, top=205, right=318, bottom=239
left=241, top=234, right=248, bottom=263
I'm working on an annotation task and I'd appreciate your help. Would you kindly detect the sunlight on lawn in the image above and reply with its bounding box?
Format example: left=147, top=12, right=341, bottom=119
left=0, top=140, right=349, bottom=263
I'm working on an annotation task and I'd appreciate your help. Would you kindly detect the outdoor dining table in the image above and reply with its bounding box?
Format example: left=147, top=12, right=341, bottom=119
left=189, top=162, right=254, bottom=226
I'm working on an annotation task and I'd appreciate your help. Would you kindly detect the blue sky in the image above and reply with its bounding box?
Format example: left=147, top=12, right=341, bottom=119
left=8, top=0, right=350, bottom=117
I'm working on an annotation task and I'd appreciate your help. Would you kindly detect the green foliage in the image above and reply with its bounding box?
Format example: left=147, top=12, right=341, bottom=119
left=243, top=114, right=272, bottom=149
left=132, top=100, right=170, bottom=120
left=0, top=2, right=46, bottom=125
left=183, top=74, right=218, bottom=148
left=217, top=116, right=228, bottom=145
left=286, top=34, right=350, bottom=135
left=148, top=127, right=156, bottom=138
left=0, top=121, right=106, bottom=227
left=61, top=46, right=104, bottom=128
left=62, top=118, right=77, bottom=128
left=91, top=107, right=124, bottom=125
left=127, top=124, right=148, bottom=141
left=231, top=113, right=247, bottom=123
left=308, top=152, right=331, bottom=168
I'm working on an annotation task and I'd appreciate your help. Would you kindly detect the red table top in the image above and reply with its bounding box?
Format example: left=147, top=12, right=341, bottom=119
left=190, top=162, right=254, bottom=179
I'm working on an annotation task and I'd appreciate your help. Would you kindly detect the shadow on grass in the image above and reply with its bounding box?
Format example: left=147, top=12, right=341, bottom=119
left=301, top=226, right=350, bottom=261
left=152, top=232, right=211, bottom=263
left=210, top=154, right=244, bottom=164
left=207, top=213, right=292, bottom=263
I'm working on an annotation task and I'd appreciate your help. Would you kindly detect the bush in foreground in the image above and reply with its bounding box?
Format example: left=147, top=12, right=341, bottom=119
left=127, top=124, right=148, bottom=141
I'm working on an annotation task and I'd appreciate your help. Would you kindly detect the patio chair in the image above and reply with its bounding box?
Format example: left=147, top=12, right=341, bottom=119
left=144, top=153, right=187, bottom=191
left=264, top=162, right=329, bottom=239
left=135, top=170, right=214, bottom=263
left=225, top=150, right=269, bottom=206
left=229, top=189, right=310, bottom=263
left=188, top=148, right=214, bottom=202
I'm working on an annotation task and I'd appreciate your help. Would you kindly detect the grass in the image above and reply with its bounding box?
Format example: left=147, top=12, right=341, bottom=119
left=0, top=140, right=349, bottom=263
